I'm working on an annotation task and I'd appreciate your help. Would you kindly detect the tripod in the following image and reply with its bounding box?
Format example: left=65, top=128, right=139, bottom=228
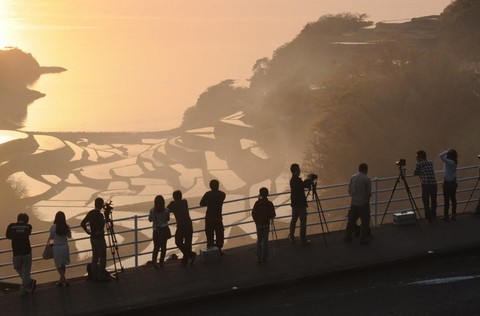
left=463, top=167, right=480, bottom=213
left=307, top=181, right=329, bottom=246
left=380, top=164, right=421, bottom=229
left=104, top=203, right=124, bottom=280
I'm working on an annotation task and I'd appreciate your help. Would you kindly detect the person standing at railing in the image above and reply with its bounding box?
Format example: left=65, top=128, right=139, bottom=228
left=200, top=179, right=226, bottom=253
left=252, top=187, right=276, bottom=263
left=344, top=163, right=371, bottom=245
left=168, top=190, right=196, bottom=266
left=288, top=163, right=314, bottom=245
left=148, top=195, right=171, bottom=269
left=48, top=211, right=72, bottom=287
left=439, top=149, right=458, bottom=221
left=81, top=197, right=109, bottom=282
left=5, top=213, right=36, bottom=296
left=414, top=150, right=438, bottom=225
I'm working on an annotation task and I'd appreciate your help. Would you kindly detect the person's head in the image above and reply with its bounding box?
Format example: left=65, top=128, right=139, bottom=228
left=259, top=187, right=269, bottom=198
left=94, top=197, right=105, bottom=210
left=17, top=213, right=29, bottom=223
left=290, top=163, right=300, bottom=176
left=359, top=163, right=368, bottom=174
left=154, top=195, right=165, bottom=211
left=447, top=149, right=458, bottom=164
left=54, top=211, right=69, bottom=236
left=173, top=190, right=182, bottom=200
left=416, top=150, right=427, bottom=161
left=209, top=179, right=219, bottom=191
left=54, top=211, right=66, bottom=225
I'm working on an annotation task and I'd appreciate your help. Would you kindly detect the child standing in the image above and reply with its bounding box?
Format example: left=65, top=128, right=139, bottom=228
left=252, top=187, right=276, bottom=263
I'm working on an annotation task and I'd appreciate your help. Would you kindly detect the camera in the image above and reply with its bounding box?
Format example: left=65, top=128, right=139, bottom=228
left=396, top=159, right=406, bottom=167
left=478, top=155, right=480, bottom=159
left=308, top=173, right=318, bottom=181
left=103, top=200, right=113, bottom=221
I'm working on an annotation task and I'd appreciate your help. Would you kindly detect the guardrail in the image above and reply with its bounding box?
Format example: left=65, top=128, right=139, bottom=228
left=1, top=164, right=479, bottom=285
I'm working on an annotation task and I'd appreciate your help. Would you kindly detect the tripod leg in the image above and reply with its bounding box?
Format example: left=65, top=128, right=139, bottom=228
left=463, top=177, right=480, bottom=213
left=402, top=177, right=422, bottom=231
left=381, top=175, right=401, bottom=224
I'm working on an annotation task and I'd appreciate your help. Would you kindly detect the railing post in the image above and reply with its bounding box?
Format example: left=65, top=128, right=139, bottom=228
left=373, top=177, right=378, bottom=227
left=134, top=215, right=139, bottom=271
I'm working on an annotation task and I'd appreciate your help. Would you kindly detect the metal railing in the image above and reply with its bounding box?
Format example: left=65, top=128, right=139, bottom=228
left=1, top=164, right=479, bottom=285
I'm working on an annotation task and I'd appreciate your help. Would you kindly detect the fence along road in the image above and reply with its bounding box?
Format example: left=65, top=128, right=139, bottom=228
left=0, top=164, right=479, bottom=286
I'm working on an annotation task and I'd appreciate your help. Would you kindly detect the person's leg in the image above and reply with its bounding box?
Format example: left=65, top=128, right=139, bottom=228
left=152, top=230, right=160, bottom=267
left=98, top=239, right=107, bottom=280
left=442, top=181, right=450, bottom=220
left=430, top=184, right=438, bottom=219
left=451, top=182, right=458, bottom=219
left=215, top=220, right=225, bottom=250
left=90, top=239, right=100, bottom=280
left=359, top=205, right=370, bottom=244
left=159, top=237, right=167, bottom=266
left=205, top=220, right=214, bottom=248
left=255, top=225, right=262, bottom=261
left=421, top=185, right=431, bottom=221
left=175, top=228, right=188, bottom=265
left=262, top=225, right=270, bottom=260
left=298, top=207, right=308, bottom=242
left=289, top=207, right=299, bottom=242
left=14, top=255, right=31, bottom=295
left=345, top=206, right=359, bottom=241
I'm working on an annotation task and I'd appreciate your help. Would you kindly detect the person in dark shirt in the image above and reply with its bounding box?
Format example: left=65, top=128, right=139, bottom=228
left=252, top=187, right=276, bottom=263
left=5, top=213, right=36, bottom=295
left=289, top=163, right=314, bottom=245
left=414, top=150, right=438, bottom=224
left=168, top=190, right=196, bottom=266
left=200, top=179, right=226, bottom=252
left=81, top=197, right=108, bottom=281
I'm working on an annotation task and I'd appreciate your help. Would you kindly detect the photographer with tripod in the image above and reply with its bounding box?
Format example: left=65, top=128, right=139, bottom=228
left=81, top=197, right=109, bottom=282
left=344, top=163, right=371, bottom=245
left=288, top=163, right=315, bottom=245
left=414, top=150, right=438, bottom=225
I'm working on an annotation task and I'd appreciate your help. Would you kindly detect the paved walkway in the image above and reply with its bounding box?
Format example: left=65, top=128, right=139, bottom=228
left=2, top=214, right=480, bottom=316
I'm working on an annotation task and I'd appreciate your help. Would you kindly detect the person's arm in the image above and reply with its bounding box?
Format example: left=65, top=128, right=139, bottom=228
left=252, top=201, right=259, bottom=222
left=269, top=201, right=276, bottom=219
left=148, top=209, right=154, bottom=222
left=67, top=226, right=72, bottom=239
left=80, top=213, right=91, bottom=235
left=199, top=192, right=209, bottom=207
left=413, top=162, right=421, bottom=176
left=439, top=150, right=448, bottom=163
left=366, top=178, right=372, bottom=199
left=5, top=224, right=12, bottom=240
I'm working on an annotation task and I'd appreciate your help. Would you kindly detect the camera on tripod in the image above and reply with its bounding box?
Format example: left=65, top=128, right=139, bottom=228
left=396, top=159, right=406, bottom=167
left=103, top=200, right=113, bottom=222
left=308, top=173, right=318, bottom=181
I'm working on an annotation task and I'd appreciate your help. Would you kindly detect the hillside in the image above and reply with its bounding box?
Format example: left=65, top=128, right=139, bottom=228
left=181, top=0, right=480, bottom=183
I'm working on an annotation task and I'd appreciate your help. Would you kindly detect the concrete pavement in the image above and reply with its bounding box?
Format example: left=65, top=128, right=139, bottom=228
left=1, top=213, right=480, bottom=316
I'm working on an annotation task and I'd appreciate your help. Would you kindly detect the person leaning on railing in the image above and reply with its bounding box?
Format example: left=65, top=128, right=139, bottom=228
left=81, top=197, right=109, bottom=282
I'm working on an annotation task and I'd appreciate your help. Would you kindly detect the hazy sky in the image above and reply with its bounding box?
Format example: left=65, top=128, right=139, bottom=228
left=0, top=0, right=452, bottom=132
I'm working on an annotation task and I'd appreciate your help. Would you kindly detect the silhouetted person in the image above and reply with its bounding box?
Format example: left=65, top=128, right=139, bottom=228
left=6, top=213, right=36, bottom=295
left=48, top=211, right=72, bottom=287
left=439, top=149, right=458, bottom=221
left=344, top=163, right=371, bottom=245
left=200, top=179, right=226, bottom=253
left=168, top=190, right=196, bottom=266
left=148, top=195, right=171, bottom=269
left=252, top=187, right=276, bottom=263
left=289, top=163, right=314, bottom=245
left=81, top=197, right=109, bottom=282
left=414, top=150, right=438, bottom=224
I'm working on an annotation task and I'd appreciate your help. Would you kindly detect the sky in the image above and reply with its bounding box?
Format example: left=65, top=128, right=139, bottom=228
left=0, top=0, right=453, bottom=132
